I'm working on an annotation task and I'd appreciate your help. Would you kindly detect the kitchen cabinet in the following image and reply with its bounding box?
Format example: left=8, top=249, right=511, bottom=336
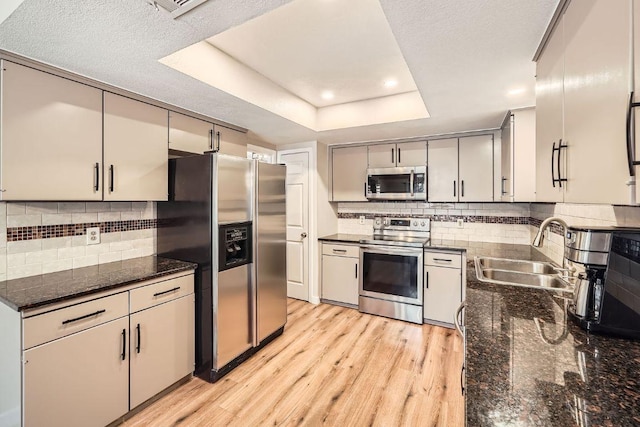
left=215, top=125, right=248, bottom=157
left=331, top=145, right=368, bottom=201
left=4, top=271, right=195, bottom=427
left=501, top=108, right=536, bottom=202
left=423, top=251, right=464, bottom=327
left=0, top=60, right=103, bottom=201
left=104, top=92, right=168, bottom=201
left=321, top=243, right=359, bottom=306
left=635, top=0, right=640, bottom=201
left=24, top=317, right=129, bottom=427
left=428, top=136, right=494, bottom=202
left=367, top=141, right=427, bottom=168
left=168, top=111, right=214, bottom=154
left=535, top=0, right=631, bottom=204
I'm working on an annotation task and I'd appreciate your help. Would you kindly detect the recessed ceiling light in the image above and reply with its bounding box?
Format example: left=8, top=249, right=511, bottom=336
left=321, top=91, right=335, bottom=100
left=508, top=88, right=526, bottom=96
left=384, top=79, right=398, bottom=88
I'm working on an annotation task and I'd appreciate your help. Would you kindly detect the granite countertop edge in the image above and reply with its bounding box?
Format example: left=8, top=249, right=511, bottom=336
left=0, top=256, right=197, bottom=312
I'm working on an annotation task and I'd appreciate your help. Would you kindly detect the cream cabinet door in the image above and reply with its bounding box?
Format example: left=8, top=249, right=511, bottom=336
left=635, top=0, right=640, bottom=200
left=104, top=93, right=168, bottom=201
left=23, top=317, right=129, bottom=427
left=535, top=19, right=565, bottom=203
left=331, top=145, right=368, bottom=201
left=130, top=294, right=195, bottom=408
left=428, top=138, right=458, bottom=202
left=368, top=143, right=396, bottom=168
left=512, top=108, right=537, bottom=202
left=459, top=135, right=494, bottom=202
left=169, top=111, right=213, bottom=154
left=321, top=254, right=359, bottom=305
left=396, top=141, right=427, bottom=167
left=500, top=114, right=513, bottom=201
left=423, top=265, right=462, bottom=325
left=563, top=0, right=631, bottom=204
left=215, top=125, right=248, bottom=157
left=0, top=61, right=103, bottom=201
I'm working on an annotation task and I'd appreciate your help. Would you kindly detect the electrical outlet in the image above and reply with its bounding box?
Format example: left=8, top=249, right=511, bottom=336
left=86, top=227, right=100, bottom=245
left=456, top=219, right=464, bottom=228
left=359, top=215, right=366, bottom=225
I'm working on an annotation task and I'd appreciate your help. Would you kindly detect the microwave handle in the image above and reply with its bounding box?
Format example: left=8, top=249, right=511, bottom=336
left=410, top=170, right=414, bottom=197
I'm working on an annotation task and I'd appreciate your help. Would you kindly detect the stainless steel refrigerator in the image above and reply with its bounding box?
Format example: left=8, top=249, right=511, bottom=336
left=157, top=153, right=286, bottom=382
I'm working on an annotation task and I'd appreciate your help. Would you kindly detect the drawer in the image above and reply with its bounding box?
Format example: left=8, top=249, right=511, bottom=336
left=424, top=252, right=462, bottom=268
left=23, top=292, right=129, bottom=350
left=322, top=243, right=359, bottom=258
left=129, top=273, right=194, bottom=313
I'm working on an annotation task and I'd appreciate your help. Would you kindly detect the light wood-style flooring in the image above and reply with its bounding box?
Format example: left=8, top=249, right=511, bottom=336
left=123, top=299, right=464, bottom=426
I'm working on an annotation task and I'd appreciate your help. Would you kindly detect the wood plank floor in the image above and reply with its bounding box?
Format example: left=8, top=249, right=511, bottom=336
left=123, top=299, right=464, bottom=427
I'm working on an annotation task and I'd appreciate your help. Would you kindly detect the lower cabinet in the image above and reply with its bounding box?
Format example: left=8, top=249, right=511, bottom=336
left=19, top=271, right=195, bottom=427
left=423, top=251, right=464, bottom=326
left=24, top=317, right=129, bottom=427
left=321, top=243, right=359, bottom=306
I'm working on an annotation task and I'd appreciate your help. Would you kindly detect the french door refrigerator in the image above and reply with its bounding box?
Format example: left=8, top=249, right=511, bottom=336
left=157, top=153, right=286, bottom=382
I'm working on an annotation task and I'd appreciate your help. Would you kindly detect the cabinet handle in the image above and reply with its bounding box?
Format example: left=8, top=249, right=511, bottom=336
left=364, top=182, right=367, bottom=198
left=153, top=286, right=181, bottom=297
left=626, top=91, right=640, bottom=176
left=398, top=148, right=401, bottom=164
left=461, top=180, right=465, bottom=198
left=61, top=309, right=106, bottom=325
left=109, top=165, right=114, bottom=193
left=208, top=129, right=214, bottom=150
left=93, top=163, right=100, bottom=192
left=551, top=141, right=557, bottom=188
left=136, top=323, right=141, bottom=354
left=332, top=249, right=347, bottom=253
left=121, top=329, right=126, bottom=361
left=355, top=263, right=358, bottom=279
left=215, top=131, right=221, bottom=152
left=433, top=258, right=453, bottom=263
left=501, top=177, right=507, bottom=195
left=425, top=271, right=429, bottom=289
left=453, top=180, right=456, bottom=197
left=391, top=148, right=395, bottom=164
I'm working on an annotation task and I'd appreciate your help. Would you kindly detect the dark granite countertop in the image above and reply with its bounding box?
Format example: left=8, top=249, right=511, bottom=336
left=0, top=256, right=197, bottom=312
left=465, top=244, right=640, bottom=426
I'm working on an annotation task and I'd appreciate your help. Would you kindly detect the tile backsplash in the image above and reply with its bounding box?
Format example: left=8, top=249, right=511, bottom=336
left=0, top=201, right=156, bottom=281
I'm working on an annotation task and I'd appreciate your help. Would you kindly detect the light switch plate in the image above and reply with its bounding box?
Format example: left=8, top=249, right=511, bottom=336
left=456, top=219, right=464, bottom=228
left=359, top=215, right=366, bottom=225
left=86, top=227, right=100, bottom=245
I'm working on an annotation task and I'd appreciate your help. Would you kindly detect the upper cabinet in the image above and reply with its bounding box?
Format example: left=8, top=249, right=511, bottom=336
left=634, top=0, right=640, bottom=202
left=367, top=141, right=427, bottom=168
left=168, top=111, right=214, bottom=154
left=215, top=125, right=248, bottom=158
left=428, top=135, right=494, bottom=202
left=0, top=61, right=103, bottom=201
left=535, top=0, right=632, bottom=204
left=331, top=145, right=368, bottom=202
left=502, top=108, right=536, bottom=202
left=104, top=93, right=169, bottom=201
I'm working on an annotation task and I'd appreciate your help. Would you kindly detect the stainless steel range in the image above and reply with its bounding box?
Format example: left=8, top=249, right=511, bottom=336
left=359, top=217, right=430, bottom=324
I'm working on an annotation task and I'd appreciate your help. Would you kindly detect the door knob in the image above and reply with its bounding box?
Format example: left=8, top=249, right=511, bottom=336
left=301, top=232, right=308, bottom=239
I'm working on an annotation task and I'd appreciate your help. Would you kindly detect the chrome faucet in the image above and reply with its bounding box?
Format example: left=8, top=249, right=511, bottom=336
left=532, top=217, right=568, bottom=248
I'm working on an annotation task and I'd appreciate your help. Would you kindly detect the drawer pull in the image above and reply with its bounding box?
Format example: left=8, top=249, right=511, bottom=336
left=121, top=329, right=126, bottom=361
left=433, top=258, right=453, bottom=263
left=153, top=286, right=181, bottom=297
left=61, top=309, right=106, bottom=325
left=332, top=249, right=347, bottom=253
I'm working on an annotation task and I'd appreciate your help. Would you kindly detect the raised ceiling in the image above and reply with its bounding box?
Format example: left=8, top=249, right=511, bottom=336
left=0, top=0, right=558, bottom=145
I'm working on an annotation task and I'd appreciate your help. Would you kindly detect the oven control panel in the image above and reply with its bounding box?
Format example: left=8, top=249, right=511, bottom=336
left=373, top=217, right=430, bottom=232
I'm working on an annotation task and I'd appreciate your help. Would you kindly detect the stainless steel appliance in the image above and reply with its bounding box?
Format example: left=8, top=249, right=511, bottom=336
left=359, top=217, right=430, bottom=324
left=567, top=226, right=640, bottom=339
left=366, top=166, right=427, bottom=200
left=157, top=153, right=287, bottom=382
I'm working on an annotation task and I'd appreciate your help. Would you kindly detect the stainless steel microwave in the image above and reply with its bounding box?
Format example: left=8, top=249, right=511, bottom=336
left=366, top=166, right=427, bottom=200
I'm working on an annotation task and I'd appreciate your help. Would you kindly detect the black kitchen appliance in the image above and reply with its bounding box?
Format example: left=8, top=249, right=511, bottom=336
left=567, top=226, right=640, bottom=339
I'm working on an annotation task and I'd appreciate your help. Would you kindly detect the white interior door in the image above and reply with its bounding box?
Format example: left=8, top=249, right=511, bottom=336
left=278, top=151, right=310, bottom=301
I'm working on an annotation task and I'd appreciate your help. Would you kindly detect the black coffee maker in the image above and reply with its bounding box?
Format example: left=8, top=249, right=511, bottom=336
left=567, top=226, right=640, bottom=339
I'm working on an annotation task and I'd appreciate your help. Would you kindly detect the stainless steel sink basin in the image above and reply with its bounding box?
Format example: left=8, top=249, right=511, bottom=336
left=474, top=256, right=573, bottom=293
left=476, top=257, right=559, bottom=274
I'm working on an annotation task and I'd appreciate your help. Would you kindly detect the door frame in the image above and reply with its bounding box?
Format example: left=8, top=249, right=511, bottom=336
left=277, top=144, right=319, bottom=304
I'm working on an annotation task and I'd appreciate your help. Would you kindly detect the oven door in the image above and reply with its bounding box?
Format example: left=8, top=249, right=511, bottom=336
left=359, top=245, right=423, bottom=305
left=366, top=167, right=426, bottom=200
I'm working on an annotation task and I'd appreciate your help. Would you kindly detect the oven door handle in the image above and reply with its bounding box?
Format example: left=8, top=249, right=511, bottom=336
left=360, top=246, right=423, bottom=256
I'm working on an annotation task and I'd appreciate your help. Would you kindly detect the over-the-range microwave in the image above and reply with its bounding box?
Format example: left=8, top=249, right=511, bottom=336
left=366, top=166, right=427, bottom=200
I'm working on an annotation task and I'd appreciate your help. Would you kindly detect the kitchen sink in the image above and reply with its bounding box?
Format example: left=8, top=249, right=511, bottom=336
left=474, top=256, right=573, bottom=293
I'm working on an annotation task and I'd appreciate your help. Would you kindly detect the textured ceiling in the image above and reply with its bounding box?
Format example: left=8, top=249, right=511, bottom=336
left=0, top=0, right=558, bottom=145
